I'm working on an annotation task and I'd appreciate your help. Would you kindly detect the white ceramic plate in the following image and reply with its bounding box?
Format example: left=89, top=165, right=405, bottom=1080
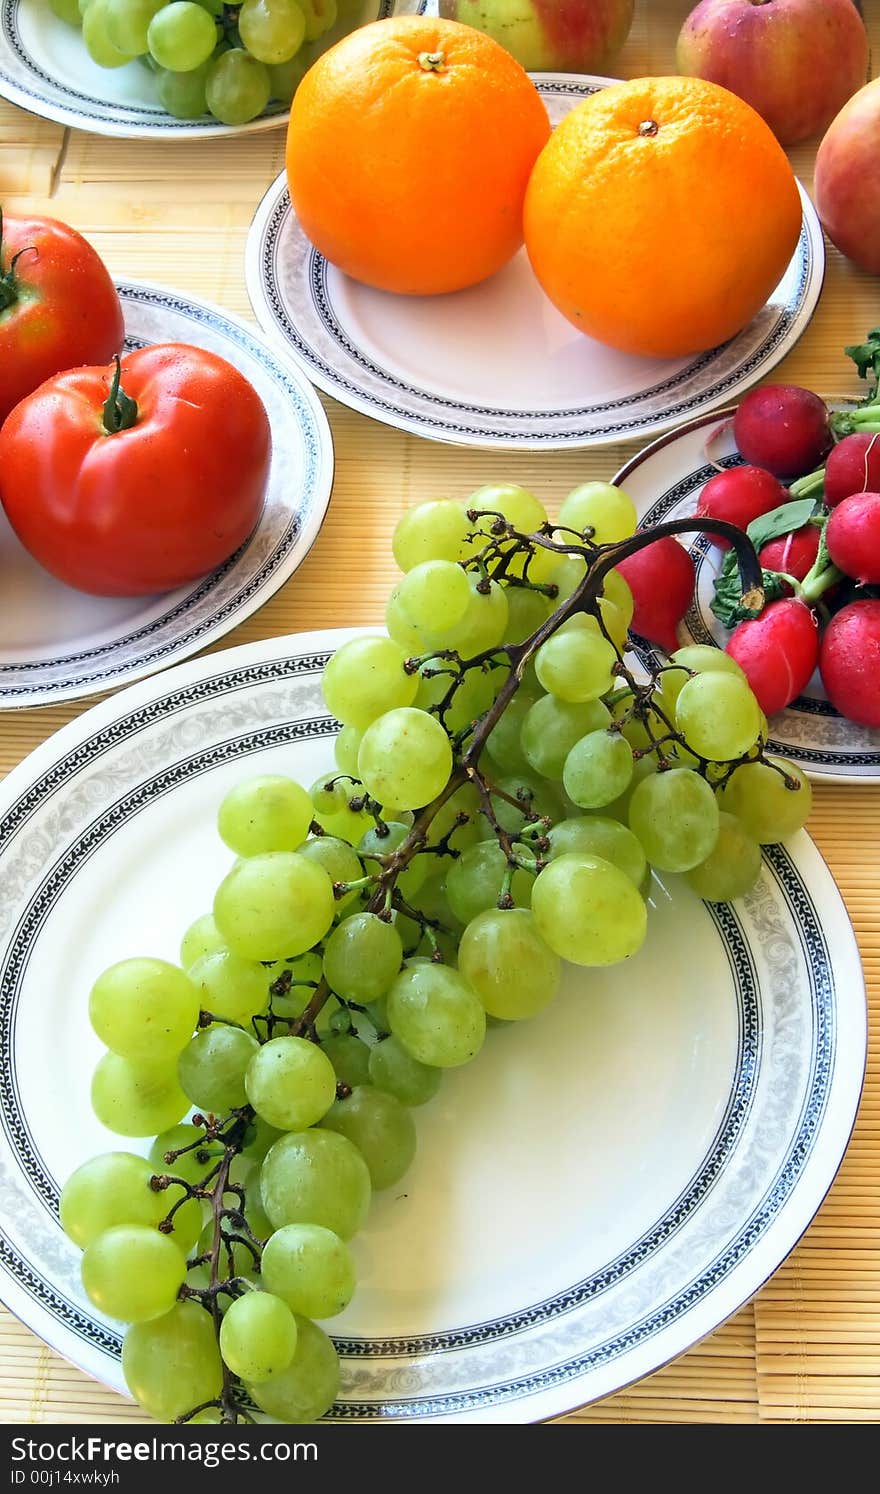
left=0, top=0, right=422, bottom=138
left=0, top=279, right=333, bottom=710
left=0, top=628, right=865, bottom=1423
left=245, top=75, right=825, bottom=451
left=613, top=411, right=880, bottom=784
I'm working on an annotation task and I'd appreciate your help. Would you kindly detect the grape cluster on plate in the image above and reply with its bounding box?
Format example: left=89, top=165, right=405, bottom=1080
left=50, top=0, right=343, bottom=124
left=61, top=483, right=814, bottom=1424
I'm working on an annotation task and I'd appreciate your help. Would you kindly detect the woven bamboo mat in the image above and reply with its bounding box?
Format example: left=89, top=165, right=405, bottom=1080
left=0, top=0, right=878, bottom=1426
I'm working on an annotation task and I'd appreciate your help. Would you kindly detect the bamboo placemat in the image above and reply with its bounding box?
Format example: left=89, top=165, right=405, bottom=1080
left=0, top=0, right=877, bottom=1426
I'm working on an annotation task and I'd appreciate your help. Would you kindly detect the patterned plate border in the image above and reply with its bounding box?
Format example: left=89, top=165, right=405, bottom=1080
left=0, top=632, right=866, bottom=1422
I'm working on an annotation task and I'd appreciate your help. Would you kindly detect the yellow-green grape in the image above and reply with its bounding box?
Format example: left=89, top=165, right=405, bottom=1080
left=445, top=839, right=534, bottom=925
left=387, top=963, right=486, bottom=1068
left=488, top=772, right=561, bottom=834
left=322, top=1085, right=417, bottom=1189
left=506, top=586, right=552, bottom=644
left=392, top=499, right=470, bottom=571
left=147, top=0, right=217, bottom=70
left=486, top=689, right=537, bottom=773
left=308, top=774, right=373, bottom=843
left=602, top=567, right=635, bottom=629
left=260, top=1128, right=371, bottom=1238
left=178, top=1025, right=259, bottom=1112
left=213, top=852, right=335, bottom=960
left=563, top=730, right=634, bottom=810
left=179, top=912, right=224, bottom=971
left=674, top=672, right=762, bottom=761
left=530, top=853, right=647, bottom=966
left=660, top=644, right=747, bottom=712
left=105, top=0, right=164, bottom=52
left=546, top=816, right=647, bottom=889
left=123, top=1302, right=223, bottom=1422
left=357, top=707, right=452, bottom=811
left=187, top=947, right=270, bottom=1027
left=157, top=61, right=211, bottom=120
left=220, top=1292, right=298, bottom=1382
left=323, top=913, right=404, bottom=1003
left=520, top=694, right=611, bottom=779
left=368, top=1035, right=441, bottom=1107
left=296, top=0, right=336, bottom=40
left=535, top=627, right=618, bottom=702
left=457, top=907, right=560, bottom=1020
left=260, top=1223, right=355, bottom=1319
left=49, top=0, right=83, bottom=23
left=81, top=1226, right=187, bottom=1323
left=333, top=725, right=363, bottom=777
left=396, top=559, right=472, bottom=634
left=149, top=1124, right=223, bottom=1186
left=320, top=1033, right=371, bottom=1088
left=91, top=1053, right=189, bottom=1138
left=686, top=812, right=763, bottom=901
left=217, top=774, right=313, bottom=857
left=460, top=483, right=548, bottom=561
left=61, top=1152, right=199, bottom=1250
left=716, top=756, right=812, bottom=843
left=322, top=635, right=418, bottom=730
left=557, top=481, right=638, bottom=543
left=88, top=958, right=199, bottom=1062
left=628, top=768, right=720, bottom=872
left=416, top=663, right=498, bottom=737
left=205, top=48, right=272, bottom=125
left=246, top=1316, right=339, bottom=1423
left=238, top=0, right=306, bottom=65
left=245, top=1036, right=337, bottom=1131
left=82, top=0, right=137, bottom=66
left=298, top=834, right=363, bottom=911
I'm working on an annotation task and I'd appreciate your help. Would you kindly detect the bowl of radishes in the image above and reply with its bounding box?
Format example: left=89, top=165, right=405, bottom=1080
left=613, top=330, right=880, bottom=783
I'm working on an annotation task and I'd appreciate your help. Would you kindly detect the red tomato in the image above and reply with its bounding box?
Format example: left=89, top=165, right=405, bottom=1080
left=0, top=209, right=124, bottom=423
left=0, top=344, right=271, bottom=596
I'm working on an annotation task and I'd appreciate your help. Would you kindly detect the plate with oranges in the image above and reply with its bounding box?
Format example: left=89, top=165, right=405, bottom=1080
left=249, top=31, right=824, bottom=450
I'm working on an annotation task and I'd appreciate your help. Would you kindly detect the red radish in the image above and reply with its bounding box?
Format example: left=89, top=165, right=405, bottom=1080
left=726, top=599, right=819, bottom=715
left=616, top=538, right=695, bottom=653
left=823, top=432, right=880, bottom=507
left=820, top=601, right=880, bottom=727
left=733, top=385, right=832, bottom=478
left=825, top=492, right=880, bottom=583
left=758, top=525, right=821, bottom=592
left=696, top=465, right=788, bottom=549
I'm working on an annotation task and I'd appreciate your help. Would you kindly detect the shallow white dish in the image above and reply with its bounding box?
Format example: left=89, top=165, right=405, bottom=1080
left=0, top=0, right=420, bottom=137
left=245, top=74, right=825, bottom=451
left=0, top=279, right=333, bottom=710
left=613, top=410, right=880, bottom=784
left=0, top=628, right=865, bottom=1423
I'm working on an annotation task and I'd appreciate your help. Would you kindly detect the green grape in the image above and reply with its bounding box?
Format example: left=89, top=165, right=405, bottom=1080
left=485, top=689, right=537, bottom=774
left=178, top=1024, right=259, bottom=1112
left=261, top=1223, right=355, bottom=1319
left=686, top=812, right=762, bottom=901
left=547, top=555, right=586, bottom=602
left=88, top=957, right=199, bottom=1064
left=535, top=627, right=617, bottom=703
left=600, top=749, right=659, bottom=822
left=602, top=568, right=635, bottom=629
left=490, top=772, right=561, bottom=834
left=505, top=586, right=551, bottom=644
left=123, top=1301, right=223, bottom=1421
left=266, top=950, right=327, bottom=1023
left=180, top=912, right=224, bottom=970
left=205, top=48, right=271, bottom=124
left=563, top=730, right=634, bottom=809
left=441, top=573, right=508, bottom=655
left=358, top=820, right=428, bottom=899
left=320, top=1033, right=371, bottom=1088
left=607, top=688, right=671, bottom=753
left=298, top=835, right=363, bottom=911
left=260, top=1128, right=371, bottom=1238
left=385, top=585, right=427, bottom=653
left=393, top=499, right=470, bottom=571
left=445, top=839, right=533, bottom=925
left=628, top=768, right=720, bottom=872
left=242, top=1114, right=284, bottom=1161
left=408, top=868, right=463, bottom=932
left=322, top=635, right=418, bottom=731
left=91, top=1053, right=188, bottom=1137
left=49, top=0, right=84, bottom=24
left=520, top=694, right=611, bottom=780
left=105, top=0, right=165, bottom=52
left=193, top=0, right=223, bottom=12
left=415, top=662, right=497, bottom=737
left=531, top=852, right=647, bottom=966
left=716, top=756, right=812, bottom=843
left=61, top=1152, right=194, bottom=1250
left=189, top=1408, right=223, bottom=1423
left=238, top=0, right=306, bottom=64
left=82, top=0, right=137, bottom=66
left=661, top=644, right=747, bottom=713
left=674, top=672, right=762, bottom=761
left=367, top=1034, right=441, bottom=1107
left=322, top=1085, right=416, bottom=1190
left=81, top=1225, right=187, bottom=1323
left=267, top=49, right=311, bottom=102
left=365, top=995, right=389, bottom=1033
left=333, top=725, right=363, bottom=777
left=247, top=1316, right=339, bottom=1423
left=149, top=1124, right=222, bottom=1186
left=461, top=483, right=548, bottom=561
left=148, top=1, right=216, bottom=69
left=595, top=596, right=628, bottom=649
left=323, top=913, right=403, bottom=1003
left=424, top=781, right=480, bottom=856
left=387, top=964, right=486, bottom=1068
left=396, top=559, right=471, bottom=634
left=220, top=1291, right=298, bottom=1382
left=296, top=0, right=336, bottom=39
left=546, top=816, right=647, bottom=888
left=187, top=947, right=269, bottom=1027
left=457, top=907, right=560, bottom=1020
left=245, top=1036, right=337, bottom=1131
left=213, top=852, right=335, bottom=960
left=357, top=707, right=452, bottom=811
left=217, top=775, right=313, bottom=857
left=308, top=774, right=372, bottom=843
left=557, top=481, right=637, bottom=543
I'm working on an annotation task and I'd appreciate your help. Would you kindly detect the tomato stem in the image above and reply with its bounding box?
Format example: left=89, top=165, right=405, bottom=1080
left=102, top=355, right=139, bottom=434
left=0, top=207, right=21, bottom=314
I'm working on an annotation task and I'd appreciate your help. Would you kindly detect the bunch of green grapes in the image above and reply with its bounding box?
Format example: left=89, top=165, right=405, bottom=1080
left=48, top=0, right=349, bottom=124
left=62, top=480, right=813, bottom=1424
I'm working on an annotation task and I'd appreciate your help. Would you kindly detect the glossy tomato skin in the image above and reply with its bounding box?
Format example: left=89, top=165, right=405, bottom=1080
left=0, top=214, right=124, bottom=423
left=0, top=344, right=271, bottom=596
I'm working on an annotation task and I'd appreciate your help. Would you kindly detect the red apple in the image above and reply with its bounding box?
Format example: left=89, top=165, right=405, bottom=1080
left=438, top=0, right=634, bottom=73
left=814, top=78, right=880, bottom=275
left=676, top=0, right=869, bottom=146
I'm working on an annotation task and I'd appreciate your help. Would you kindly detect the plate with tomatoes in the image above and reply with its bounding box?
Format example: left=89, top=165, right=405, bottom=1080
left=0, top=271, right=333, bottom=709
left=614, top=407, right=880, bottom=784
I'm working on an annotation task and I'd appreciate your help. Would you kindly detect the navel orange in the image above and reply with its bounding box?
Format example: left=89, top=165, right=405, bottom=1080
left=285, top=16, right=551, bottom=296
left=523, top=75, right=803, bottom=359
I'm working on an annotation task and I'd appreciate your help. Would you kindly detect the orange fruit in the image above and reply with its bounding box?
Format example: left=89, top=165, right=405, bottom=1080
left=523, top=76, right=802, bottom=359
left=285, top=16, right=551, bottom=296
